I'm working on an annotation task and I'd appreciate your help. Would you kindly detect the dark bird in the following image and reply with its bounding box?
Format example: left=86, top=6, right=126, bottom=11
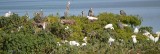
left=88, top=8, right=94, bottom=16
left=120, top=10, right=126, bottom=16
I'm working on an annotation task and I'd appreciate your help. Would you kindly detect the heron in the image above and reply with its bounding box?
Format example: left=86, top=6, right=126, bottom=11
left=118, top=20, right=124, bottom=29
left=104, top=24, right=114, bottom=30
left=88, top=8, right=94, bottom=16
left=81, top=11, right=84, bottom=17
left=120, top=10, right=126, bottom=16
left=131, top=35, right=137, bottom=43
left=64, top=1, right=71, bottom=17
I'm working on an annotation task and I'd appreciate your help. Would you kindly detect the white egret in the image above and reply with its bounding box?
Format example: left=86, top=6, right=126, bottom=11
left=122, top=24, right=129, bottom=27
left=108, top=37, right=115, bottom=45
left=154, top=35, right=159, bottom=43
left=81, top=37, right=87, bottom=46
left=104, top=24, right=114, bottom=30
left=57, top=42, right=61, bottom=46
left=143, top=31, right=150, bottom=36
left=156, top=31, right=160, bottom=36
left=134, top=27, right=139, bottom=34
left=61, top=40, right=68, bottom=44
left=17, top=26, right=23, bottom=32
left=42, top=22, right=46, bottom=30
left=87, top=16, right=98, bottom=20
left=65, top=26, right=69, bottom=30
left=5, top=11, right=12, bottom=17
left=155, top=32, right=160, bottom=42
left=83, top=37, right=87, bottom=42
left=69, top=41, right=80, bottom=46
left=148, top=34, right=155, bottom=42
left=131, top=35, right=137, bottom=43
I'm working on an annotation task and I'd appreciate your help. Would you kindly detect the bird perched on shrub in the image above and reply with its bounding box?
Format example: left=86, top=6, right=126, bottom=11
left=88, top=8, right=94, bottom=16
left=104, top=24, right=114, bottom=30
left=120, top=10, right=126, bottom=16
left=134, top=27, right=139, bottom=34
left=5, top=11, right=12, bottom=17
left=131, top=35, right=137, bottom=43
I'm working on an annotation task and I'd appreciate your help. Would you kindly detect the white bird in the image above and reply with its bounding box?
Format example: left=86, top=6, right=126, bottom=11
left=148, top=34, right=155, bottom=42
left=104, top=24, right=114, bottom=30
left=57, top=42, right=61, bottom=46
left=83, top=37, right=87, bottom=42
left=154, top=36, right=159, bottom=43
left=69, top=41, right=80, bottom=46
left=81, top=43, right=87, bottom=46
left=156, top=31, right=160, bottom=36
left=68, top=1, right=70, bottom=5
left=65, top=26, right=69, bottom=30
left=131, top=35, right=137, bottom=43
left=134, top=27, right=139, bottom=34
left=81, top=37, right=87, bottom=46
left=61, top=40, right=68, bottom=44
left=5, top=11, right=12, bottom=17
left=42, top=22, right=46, bottom=30
left=87, top=16, right=98, bottom=20
left=122, top=24, right=129, bottom=27
left=108, top=37, right=115, bottom=45
left=155, top=32, right=160, bottom=42
left=143, top=31, right=150, bottom=36
left=17, top=26, right=23, bottom=32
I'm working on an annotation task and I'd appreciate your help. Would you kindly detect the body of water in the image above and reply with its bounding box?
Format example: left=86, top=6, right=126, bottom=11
left=0, top=0, right=160, bottom=32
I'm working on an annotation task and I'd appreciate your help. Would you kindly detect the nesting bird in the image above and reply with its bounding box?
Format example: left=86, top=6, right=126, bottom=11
left=104, top=24, right=114, bottom=30
left=131, top=35, right=137, bottom=43
left=69, top=41, right=80, bottom=46
left=65, top=26, right=69, bottom=30
left=108, top=37, right=115, bottom=45
left=148, top=34, right=155, bottom=42
left=87, top=16, right=98, bottom=21
left=143, top=30, right=150, bottom=36
left=134, top=27, right=139, bottom=34
left=5, top=11, right=12, bottom=17
left=81, top=37, right=87, bottom=46
left=120, top=10, right=126, bottom=16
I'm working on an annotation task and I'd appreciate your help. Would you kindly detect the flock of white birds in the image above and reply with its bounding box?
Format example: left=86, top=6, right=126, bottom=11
left=57, top=21, right=159, bottom=47
left=57, top=37, right=88, bottom=47
left=4, top=9, right=159, bottom=47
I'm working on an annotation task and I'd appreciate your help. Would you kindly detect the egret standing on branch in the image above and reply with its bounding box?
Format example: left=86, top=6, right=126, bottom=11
left=88, top=8, right=94, bottom=16
left=64, top=1, right=71, bottom=17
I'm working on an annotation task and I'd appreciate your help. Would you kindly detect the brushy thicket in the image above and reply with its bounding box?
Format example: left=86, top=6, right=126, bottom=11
left=0, top=12, right=159, bottom=54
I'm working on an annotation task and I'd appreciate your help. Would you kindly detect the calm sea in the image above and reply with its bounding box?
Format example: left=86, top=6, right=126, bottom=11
left=0, top=0, right=160, bottom=32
